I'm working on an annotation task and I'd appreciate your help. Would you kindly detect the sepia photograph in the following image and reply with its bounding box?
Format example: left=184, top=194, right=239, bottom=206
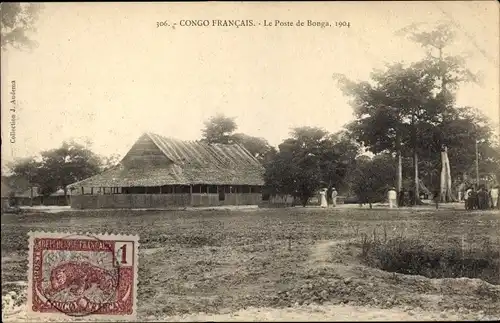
left=1, top=1, right=499, bottom=321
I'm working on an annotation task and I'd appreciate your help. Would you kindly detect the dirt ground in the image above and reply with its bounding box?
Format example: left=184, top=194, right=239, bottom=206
left=2, top=206, right=499, bottom=321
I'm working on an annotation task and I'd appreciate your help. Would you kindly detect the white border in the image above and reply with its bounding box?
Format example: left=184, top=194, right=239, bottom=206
left=27, top=231, right=140, bottom=321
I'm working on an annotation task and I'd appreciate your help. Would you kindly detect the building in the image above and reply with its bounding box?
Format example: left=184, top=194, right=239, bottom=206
left=45, top=189, right=70, bottom=206
left=1, top=180, right=12, bottom=211
left=1, top=176, right=42, bottom=207
left=67, top=133, right=265, bottom=209
left=12, top=186, right=42, bottom=206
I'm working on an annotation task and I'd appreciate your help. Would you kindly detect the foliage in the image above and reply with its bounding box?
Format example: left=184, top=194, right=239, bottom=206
left=398, top=22, right=481, bottom=93
left=264, top=127, right=360, bottom=206
left=416, top=106, right=499, bottom=183
left=351, top=154, right=397, bottom=206
left=201, top=114, right=238, bottom=144
left=1, top=3, right=43, bottom=51
left=201, top=113, right=276, bottom=163
left=360, top=232, right=500, bottom=285
left=7, top=140, right=105, bottom=196
left=335, top=63, right=441, bottom=158
left=101, top=153, right=121, bottom=171
left=231, top=133, right=276, bottom=162
left=335, top=23, right=497, bottom=194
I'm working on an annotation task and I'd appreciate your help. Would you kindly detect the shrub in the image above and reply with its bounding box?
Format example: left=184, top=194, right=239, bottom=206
left=359, top=232, right=500, bottom=285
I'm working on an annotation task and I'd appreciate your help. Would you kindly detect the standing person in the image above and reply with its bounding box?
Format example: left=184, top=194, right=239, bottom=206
left=319, top=188, right=328, bottom=208
left=388, top=187, right=397, bottom=209
left=466, top=187, right=475, bottom=210
left=398, top=189, right=405, bottom=207
left=477, top=187, right=487, bottom=210
left=433, top=190, right=440, bottom=209
left=465, top=186, right=472, bottom=208
left=490, top=185, right=499, bottom=209
left=484, top=188, right=491, bottom=209
left=331, top=187, right=338, bottom=207
left=470, top=187, right=479, bottom=210
left=464, top=187, right=470, bottom=210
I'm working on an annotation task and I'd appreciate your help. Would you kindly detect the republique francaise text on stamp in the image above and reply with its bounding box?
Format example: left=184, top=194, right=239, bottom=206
left=27, top=231, right=139, bottom=319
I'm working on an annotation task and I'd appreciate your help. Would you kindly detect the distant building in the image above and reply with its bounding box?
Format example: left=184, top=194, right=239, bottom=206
left=1, top=180, right=12, bottom=211
left=1, top=176, right=41, bottom=207
left=1, top=175, right=71, bottom=207
left=67, top=133, right=265, bottom=209
left=13, top=186, right=42, bottom=206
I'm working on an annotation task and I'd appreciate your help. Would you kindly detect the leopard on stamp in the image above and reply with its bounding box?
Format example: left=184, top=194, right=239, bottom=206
left=27, top=231, right=139, bottom=319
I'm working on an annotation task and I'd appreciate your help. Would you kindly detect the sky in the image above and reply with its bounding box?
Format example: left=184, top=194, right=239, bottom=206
left=1, top=1, right=499, bottom=166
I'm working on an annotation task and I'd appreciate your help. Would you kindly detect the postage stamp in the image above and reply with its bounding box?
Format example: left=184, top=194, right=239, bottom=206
left=27, top=231, right=139, bottom=319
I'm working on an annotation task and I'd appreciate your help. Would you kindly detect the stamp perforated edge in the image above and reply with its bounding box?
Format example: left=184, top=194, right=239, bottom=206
left=27, top=231, right=140, bottom=321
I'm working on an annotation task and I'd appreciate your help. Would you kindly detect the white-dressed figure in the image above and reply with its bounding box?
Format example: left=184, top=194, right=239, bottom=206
left=466, top=188, right=472, bottom=200
left=491, top=186, right=499, bottom=208
left=458, top=191, right=462, bottom=202
left=388, top=187, right=397, bottom=208
left=331, top=188, right=338, bottom=207
left=319, top=189, right=328, bottom=208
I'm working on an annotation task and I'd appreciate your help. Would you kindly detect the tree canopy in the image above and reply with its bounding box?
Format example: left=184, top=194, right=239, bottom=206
left=264, top=126, right=360, bottom=206
left=8, top=140, right=106, bottom=196
left=351, top=154, right=397, bottom=208
left=1, top=3, right=43, bottom=51
left=201, top=114, right=238, bottom=144
left=201, top=113, right=275, bottom=162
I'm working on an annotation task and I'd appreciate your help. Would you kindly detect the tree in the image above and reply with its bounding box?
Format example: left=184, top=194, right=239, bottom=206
left=39, top=141, right=103, bottom=199
left=201, top=114, right=237, bottom=144
left=5, top=157, right=42, bottom=205
left=351, top=154, right=397, bottom=208
left=101, top=153, right=121, bottom=171
left=1, top=3, right=43, bottom=51
left=8, top=141, right=104, bottom=203
left=268, top=127, right=328, bottom=206
left=319, top=131, right=360, bottom=194
left=231, top=133, right=275, bottom=162
left=264, top=126, right=359, bottom=207
left=200, top=114, right=278, bottom=163
left=397, top=22, right=481, bottom=201
left=334, top=62, right=438, bottom=201
left=6, top=156, right=42, bottom=185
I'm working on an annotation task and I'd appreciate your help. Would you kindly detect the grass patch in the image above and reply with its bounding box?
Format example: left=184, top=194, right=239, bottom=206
left=359, top=230, right=500, bottom=285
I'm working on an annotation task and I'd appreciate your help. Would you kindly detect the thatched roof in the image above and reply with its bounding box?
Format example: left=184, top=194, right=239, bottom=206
left=2, top=177, right=41, bottom=198
left=68, top=133, right=265, bottom=188
left=15, top=187, right=42, bottom=198
left=50, top=189, right=68, bottom=196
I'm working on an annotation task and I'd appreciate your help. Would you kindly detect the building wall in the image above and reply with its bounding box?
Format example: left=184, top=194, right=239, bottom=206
left=70, top=193, right=262, bottom=209
left=11, top=196, right=68, bottom=206
left=1, top=197, right=10, bottom=211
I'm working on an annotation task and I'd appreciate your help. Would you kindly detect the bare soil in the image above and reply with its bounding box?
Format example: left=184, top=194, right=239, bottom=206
left=2, top=206, right=499, bottom=321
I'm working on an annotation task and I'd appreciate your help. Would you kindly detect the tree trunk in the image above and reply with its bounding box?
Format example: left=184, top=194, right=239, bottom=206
left=397, top=150, right=402, bottom=193
left=396, top=135, right=402, bottom=193
left=440, top=149, right=446, bottom=202
left=64, top=187, right=69, bottom=206
left=301, top=195, right=309, bottom=207
left=414, top=151, right=419, bottom=205
left=440, top=147, right=455, bottom=202
left=445, top=148, right=454, bottom=201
